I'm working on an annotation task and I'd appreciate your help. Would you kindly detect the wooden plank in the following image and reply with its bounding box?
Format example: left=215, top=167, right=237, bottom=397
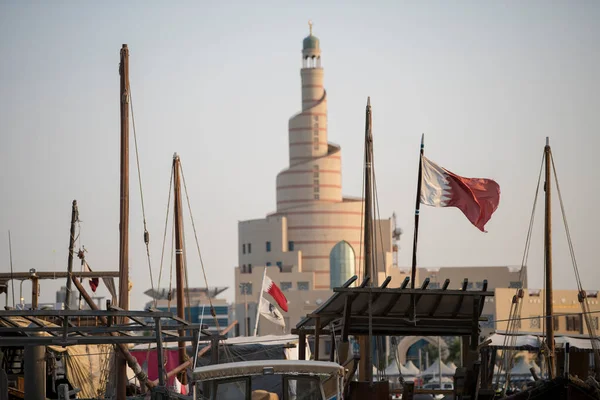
left=451, top=279, right=469, bottom=318
left=428, top=279, right=450, bottom=317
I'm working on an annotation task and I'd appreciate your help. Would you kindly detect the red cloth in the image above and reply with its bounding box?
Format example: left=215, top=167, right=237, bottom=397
left=420, top=156, right=500, bottom=232
left=131, top=348, right=188, bottom=394
left=263, top=275, right=288, bottom=312
left=445, top=169, right=501, bottom=232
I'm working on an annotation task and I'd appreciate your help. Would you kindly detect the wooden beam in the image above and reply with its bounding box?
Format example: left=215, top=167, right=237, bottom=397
left=314, top=317, right=321, bottom=361
left=471, top=295, right=481, bottom=351
left=428, top=279, right=450, bottom=317
left=341, top=295, right=353, bottom=343
left=451, top=279, right=469, bottom=317
left=380, top=277, right=410, bottom=316
left=404, top=278, right=430, bottom=318
left=298, top=331, right=306, bottom=360
left=356, top=276, right=391, bottom=315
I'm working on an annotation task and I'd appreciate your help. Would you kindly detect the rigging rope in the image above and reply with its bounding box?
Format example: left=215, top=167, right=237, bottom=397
left=550, top=152, right=600, bottom=365
left=178, top=159, right=235, bottom=362
left=128, top=86, right=157, bottom=300
left=156, top=164, right=174, bottom=303
left=178, top=160, right=221, bottom=332
left=495, top=151, right=544, bottom=389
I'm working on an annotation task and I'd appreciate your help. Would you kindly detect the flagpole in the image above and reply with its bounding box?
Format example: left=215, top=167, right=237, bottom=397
left=410, top=134, right=424, bottom=289
left=253, top=266, right=267, bottom=336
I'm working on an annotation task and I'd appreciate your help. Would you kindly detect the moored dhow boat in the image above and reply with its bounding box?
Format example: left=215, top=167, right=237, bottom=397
left=192, top=359, right=345, bottom=400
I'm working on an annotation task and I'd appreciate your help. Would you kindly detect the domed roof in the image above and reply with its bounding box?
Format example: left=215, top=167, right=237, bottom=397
left=303, top=34, right=319, bottom=50
left=303, top=21, right=320, bottom=50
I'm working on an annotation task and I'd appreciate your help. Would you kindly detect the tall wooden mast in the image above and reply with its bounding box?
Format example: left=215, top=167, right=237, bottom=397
left=117, top=43, right=130, bottom=400
left=358, top=97, right=374, bottom=382
left=173, top=153, right=188, bottom=383
left=544, top=137, right=555, bottom=378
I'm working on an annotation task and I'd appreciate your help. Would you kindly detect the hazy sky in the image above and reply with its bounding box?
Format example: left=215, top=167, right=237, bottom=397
left=1, top=1, right=599, bottom=310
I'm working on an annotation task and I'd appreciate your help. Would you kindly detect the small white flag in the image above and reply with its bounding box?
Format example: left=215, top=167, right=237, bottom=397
left=259, top=299, right=285, bottom=327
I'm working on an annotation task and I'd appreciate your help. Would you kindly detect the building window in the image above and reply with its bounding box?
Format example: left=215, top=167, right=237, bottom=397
left=276, top=261, right=283, bottom=272
left=242, top=244, right=246, bottom=254
left=314, top=194, right=320, bottom=200
left=466, top=282, right=474, bottom=290
left=313, top=137, right=319, bottom=150
left=554, top=316, right=560, bottom=330
left=329, top=241, right=356, bottom=289
left=530, top=316, right=541, bottom=329
left=298, top=282, right=309, bottom=291
left=240, top=283, right=252, bottom=295
left=509, top=281, right=523, bottom=289
left=313, top=165, right=319, bottom=178
left=248, top=264, right=252, bottom=274
left=429, top=282, right=440, bottom=289
left=314, top=185, right=319, bottom=193
left=266, top=262, right=272, bottom=266
left=288, top=241, right=294, bottom=251
left=266, top=241, right=271, bottom=252
left=280, top=282, right=292, bottom=292
left=242, top=264, right=246, bottom=273
left=476, top=281, right=485, bottom=289
left=566, top=315, right=582, bottom=332
left=248, top=243, right=251, bottom=253
left=592, top=317, right=599, bottom=330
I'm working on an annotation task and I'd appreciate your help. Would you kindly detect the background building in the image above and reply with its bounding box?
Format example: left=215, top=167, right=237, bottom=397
left=494, top=287, right=600, bottom=336
left=235, top=27, right=401, bottom=337
left=144, top=287, right=231, bottom=335
left=394, top=266, right=527, bottom=366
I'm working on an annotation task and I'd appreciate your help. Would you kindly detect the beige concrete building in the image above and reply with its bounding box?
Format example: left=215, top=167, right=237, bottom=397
left=417, top=266, right=528, bottom=339
left=393, top=266, right=527, bottom=365
left=494, top=288, right=600, bottom=336
left=234, top=27, right=399, bottom=337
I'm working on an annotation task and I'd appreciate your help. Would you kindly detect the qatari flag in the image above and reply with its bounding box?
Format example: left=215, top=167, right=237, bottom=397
left=262, top=275, right=288, bottom=312
left=420, top=156, right=500, bottom=232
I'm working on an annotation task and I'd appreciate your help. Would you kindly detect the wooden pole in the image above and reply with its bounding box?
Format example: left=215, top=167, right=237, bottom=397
left=65, top=200, right=78, bottom=310
left=150, top=321, right=238, bottom=386
left=173, top=154, right=188, bottom=384
left=30, top=272, right=39, bottom=310
left=155, top=317, right=166, bottom=387
left=117, top=43, right=130, bottom=400
left=71, top=276, right=155, bottom=390
left=8, top=231, right=15, bottom=307
left=358, top=97, right=373, bottom=382
left=410, top=134, right=424, bottom=289
left=544, top=137, right=555, bottom=379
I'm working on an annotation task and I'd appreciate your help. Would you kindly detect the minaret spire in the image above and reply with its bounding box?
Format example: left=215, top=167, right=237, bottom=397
left=308, top=19, right=313, bottom=35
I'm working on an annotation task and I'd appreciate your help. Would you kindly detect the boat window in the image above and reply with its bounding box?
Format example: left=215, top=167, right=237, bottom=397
left=214, top=377, right=250, bottom=400
left=283, top=376, right=323, bottom=400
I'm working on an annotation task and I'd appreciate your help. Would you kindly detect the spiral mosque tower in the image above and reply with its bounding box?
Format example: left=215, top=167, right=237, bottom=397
left=273, top=26, right=368, bottom=289
left=237, top=25, right=394, bottom=319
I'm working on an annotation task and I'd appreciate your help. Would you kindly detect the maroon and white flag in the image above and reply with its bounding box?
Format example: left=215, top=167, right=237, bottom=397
left=83, top=260, right=100, bottom=292
left=262, top=275, right=288, bottom=312
left=420, top=156, right=500, bottom=232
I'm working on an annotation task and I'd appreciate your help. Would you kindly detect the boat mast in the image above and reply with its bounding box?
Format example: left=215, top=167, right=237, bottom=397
left=117, top=43, right=130, bottom=400
left=65, top=200, right=78, bottom=310
left=173, top=153, right=188, bottom=383
left=358, top=97, right=374, bottom=382
left=544, top=137, right=555, bottom=379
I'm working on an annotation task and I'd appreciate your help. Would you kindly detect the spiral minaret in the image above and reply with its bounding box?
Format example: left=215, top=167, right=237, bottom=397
left=275, top=24, right=365, bottom=289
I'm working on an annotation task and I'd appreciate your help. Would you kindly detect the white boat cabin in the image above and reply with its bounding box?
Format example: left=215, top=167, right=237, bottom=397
left=193, top=359, right=345, bottom=400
